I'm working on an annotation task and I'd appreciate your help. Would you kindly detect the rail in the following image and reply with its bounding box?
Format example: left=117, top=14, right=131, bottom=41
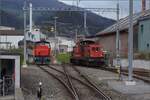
left=38, top=65, right=79, bottom=100
left=48, top=65, right=111, bottom=100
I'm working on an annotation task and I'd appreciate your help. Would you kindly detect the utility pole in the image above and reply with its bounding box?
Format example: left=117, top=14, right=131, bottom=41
left=0, top=0, right=1, bottom=75
left=84, top=11, right=88, bottom=35
left=128, top=0, right=133, bottom=81
left=116, top=1, right=122, bottom=80
left=5, top=35, right=7, bottom=49
left=0, top=0, right=1, bottom=49
left=23, top=0, right=27, bottom=67
left=54, top=17, right=58, bottom=39
left=75, top=29, right=78, bottom=43
left=29, top=3, right=33, bottom=32
left=76, top=0, right=80, bottom=7
left=54, top=16, right=58, bottom=56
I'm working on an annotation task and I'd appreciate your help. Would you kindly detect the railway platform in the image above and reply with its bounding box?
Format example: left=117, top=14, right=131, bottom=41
left=76, top=65, right=150, bottom=100
left=107, top=80, right=150, bottom=94
left=0, top=95, right=14, bottom=100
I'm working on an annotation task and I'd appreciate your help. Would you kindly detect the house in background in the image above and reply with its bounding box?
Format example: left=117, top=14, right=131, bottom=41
left=48, top=36, right=75, bottom=52
left=59, top=45, right=68, bottom=53
left=0, top=26, right=23, bottom=49
left=138, top=15, right=150, bottom=52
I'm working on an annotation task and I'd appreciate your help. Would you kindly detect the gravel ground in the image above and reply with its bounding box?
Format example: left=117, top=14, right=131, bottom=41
left=44, top=65, right=102, bottom=100
left=21, top=64, right=150, bottom=100
left=50, top=65, right=130, bottom=100
left=21, top=65, right=72, bottom=100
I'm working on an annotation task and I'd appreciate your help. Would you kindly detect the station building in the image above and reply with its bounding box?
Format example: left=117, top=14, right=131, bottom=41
left=96, top=10, right=150, bottom=57
left=138, top=15, right=150, bottom=52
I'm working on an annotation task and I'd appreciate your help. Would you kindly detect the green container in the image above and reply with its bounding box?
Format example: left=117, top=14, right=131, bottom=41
left=103, top=51, right=110, bottom=65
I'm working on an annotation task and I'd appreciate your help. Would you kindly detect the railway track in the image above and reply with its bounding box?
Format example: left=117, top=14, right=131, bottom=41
left=38, top=65, right=80, bottom=100
left=46, top=64, right=111, bottom=100
left=62, top=64, right=80, bottom=100
left=86, top=65, right=150, bottom=83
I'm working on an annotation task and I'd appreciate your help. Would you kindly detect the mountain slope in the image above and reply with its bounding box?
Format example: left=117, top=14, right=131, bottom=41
left=0, top=0, right=115, bottom=35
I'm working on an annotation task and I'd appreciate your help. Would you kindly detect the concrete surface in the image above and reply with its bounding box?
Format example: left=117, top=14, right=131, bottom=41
left=15, top=88, right=24, bottom=100
left=75, top=66, right=150, bottom=100
left=0, top=95, right=14, bottom=100
left=107, top=80, right=150, bottom=94
left=113, top=59, right=150, bottom=70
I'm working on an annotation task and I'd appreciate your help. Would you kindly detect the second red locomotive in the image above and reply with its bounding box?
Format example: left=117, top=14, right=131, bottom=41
left=70, top=40, right=105, bottom=66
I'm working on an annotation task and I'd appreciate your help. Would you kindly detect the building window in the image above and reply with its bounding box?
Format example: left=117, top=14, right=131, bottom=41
left=141, top=24, right=144, bottom=34
left=147, top=43, right=149, bottom=48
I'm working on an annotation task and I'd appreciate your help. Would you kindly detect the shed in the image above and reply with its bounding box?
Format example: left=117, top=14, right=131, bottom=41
left=0, top=52, right=21, bottom=96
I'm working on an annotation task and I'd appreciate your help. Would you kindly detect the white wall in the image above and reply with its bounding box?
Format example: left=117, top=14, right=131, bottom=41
left=48, top=37, right=75, bottom=52
left=113, top=59, right=150, bottom=70
left=0, top=36, right=23, bottom=48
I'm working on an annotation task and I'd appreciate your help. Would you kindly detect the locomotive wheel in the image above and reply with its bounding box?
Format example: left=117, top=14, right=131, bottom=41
left=85, top=61, right=89, bottom=66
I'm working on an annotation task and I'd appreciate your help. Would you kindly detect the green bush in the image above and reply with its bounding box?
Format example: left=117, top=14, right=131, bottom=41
left=135, top=52, right=150, bottom=60
left=56, top=52, right=71, bottom=64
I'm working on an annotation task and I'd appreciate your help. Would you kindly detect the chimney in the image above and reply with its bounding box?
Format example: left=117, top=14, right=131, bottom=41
left=142, top=0, right=146, bottom=12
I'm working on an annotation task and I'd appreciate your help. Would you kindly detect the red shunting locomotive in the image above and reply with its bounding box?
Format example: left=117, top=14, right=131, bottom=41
left=33, top=41, right=51, bottom=64
left=70, top=40, right=105, bottom=66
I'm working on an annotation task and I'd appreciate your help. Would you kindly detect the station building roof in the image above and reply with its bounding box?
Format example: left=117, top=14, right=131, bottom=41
left=0, top=50, right=21, bottom=55
left=0, top=26, right=23, bottom=36
left=96, top=9, right=150, bottom=36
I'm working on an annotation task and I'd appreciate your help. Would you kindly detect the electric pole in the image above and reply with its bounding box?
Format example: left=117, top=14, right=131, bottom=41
left=23, top=0, right=27, bottom=67
left=29, top=3, right=33, bottom=32
left=54, top=16, right=58, bottom=56
left=0, top=0, right=1, bottom=49
left=116, top=1, right=122, bottom=80
left=75, top=29, right=78, bottom=43
left=76, top=0, right=80, bottom=7
left=128, top=0, right=133, bottom=81
left=84, top=11, right=88, bottom=35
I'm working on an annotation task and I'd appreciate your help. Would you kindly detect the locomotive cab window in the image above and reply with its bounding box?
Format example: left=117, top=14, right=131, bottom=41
left=92, top=47, right=95, bottom=51
left=96, top=47, right=100, bottom=51
left=35, top=42, right=50, bottom=48
left=92, top=47, right=100, bottom=51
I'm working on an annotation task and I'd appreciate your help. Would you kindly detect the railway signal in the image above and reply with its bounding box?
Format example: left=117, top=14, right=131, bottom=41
left=37, top=82, right=42, bottom=100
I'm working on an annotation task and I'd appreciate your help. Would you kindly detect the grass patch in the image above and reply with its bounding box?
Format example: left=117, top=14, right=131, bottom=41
left=56, top=52, right=71, bottom=64
left=134, top=52, right=150, bottom=60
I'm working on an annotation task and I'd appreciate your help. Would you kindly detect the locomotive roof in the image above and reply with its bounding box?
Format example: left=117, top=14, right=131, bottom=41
left=79, top=40, right=95, bottom=45
left=35, top=40, right=50, bottom=44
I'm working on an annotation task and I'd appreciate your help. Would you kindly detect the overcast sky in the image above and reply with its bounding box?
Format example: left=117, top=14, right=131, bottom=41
left=59, top=0, right=150, bottom=19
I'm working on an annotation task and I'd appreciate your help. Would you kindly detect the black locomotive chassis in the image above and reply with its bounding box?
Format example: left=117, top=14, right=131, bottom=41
left=70, top=57, right=105, bottom=65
